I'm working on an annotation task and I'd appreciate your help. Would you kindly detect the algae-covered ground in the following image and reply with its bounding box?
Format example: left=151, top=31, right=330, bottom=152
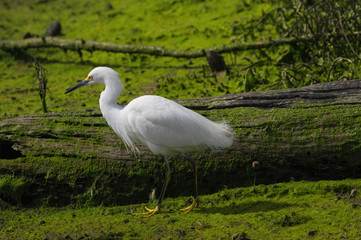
left=0, top=0, right=275, bottom=117
left=2, top=179, right=361, bottom=239
left=2, top=0, right=361, bottom=239
left=1, top=0, right=359, bottom=117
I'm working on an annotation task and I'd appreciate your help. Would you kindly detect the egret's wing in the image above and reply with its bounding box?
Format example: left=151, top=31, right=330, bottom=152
left=126, top=97, right=197, bottom=146
left=124, top=96, right=233, bottom=153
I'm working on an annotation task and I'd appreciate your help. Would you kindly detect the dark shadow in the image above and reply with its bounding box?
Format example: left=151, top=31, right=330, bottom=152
left=200, top=200, right=298, bottom=215
left=0, top=138, right=22, bottom=159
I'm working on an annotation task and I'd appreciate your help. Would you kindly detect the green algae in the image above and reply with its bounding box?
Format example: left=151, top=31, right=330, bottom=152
left=1, top=0, right=360, bottom=118
left=1, top=0, right=361, bottom=238
left=0, top=0, right=274, bottom=117
left=2, top=179, right=361, bottom=239
left=0, top=175, right=32, bottom=205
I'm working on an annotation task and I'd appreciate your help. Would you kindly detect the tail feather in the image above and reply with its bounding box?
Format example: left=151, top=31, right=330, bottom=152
left=206, top=121, right=234, bottom=149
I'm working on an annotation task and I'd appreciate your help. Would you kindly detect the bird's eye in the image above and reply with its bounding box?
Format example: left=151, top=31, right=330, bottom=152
left=86, top=76, right=93, bottom=81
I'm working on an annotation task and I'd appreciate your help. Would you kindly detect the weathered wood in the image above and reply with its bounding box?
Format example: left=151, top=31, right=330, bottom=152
left=177, top=79, right=361, bottom=109
left=1, top=33, right=360, bottom=58
left=1, top=80, right=361, bottom=206
left=0, top=37, right=205, bottom=58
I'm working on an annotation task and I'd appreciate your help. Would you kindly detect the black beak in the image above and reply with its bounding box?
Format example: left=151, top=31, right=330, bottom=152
left=65, top=80, right=88, bottom=94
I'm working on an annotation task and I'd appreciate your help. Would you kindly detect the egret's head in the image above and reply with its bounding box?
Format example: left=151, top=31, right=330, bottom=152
left=65, top=67, right=119, bottom=94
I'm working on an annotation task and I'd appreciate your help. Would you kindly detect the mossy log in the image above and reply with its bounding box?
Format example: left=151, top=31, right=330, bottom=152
left=1, top=80, right=361, bottom=207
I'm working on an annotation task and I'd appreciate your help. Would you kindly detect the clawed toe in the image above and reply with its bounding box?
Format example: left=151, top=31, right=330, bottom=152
left=132, top=205, right=160, bottom=218
left=180, top=197, right=202, bottom=214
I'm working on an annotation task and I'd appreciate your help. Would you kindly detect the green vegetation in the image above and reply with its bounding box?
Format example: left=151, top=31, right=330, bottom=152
left=1, top=0, right=361, bottom=117
left=2, top=179, right=361, bottom=239
left=0, top=175, right=32, bottom=205
left=1, top=0, right=361, bottom=239
left=0, top=0, right=270, bottom=117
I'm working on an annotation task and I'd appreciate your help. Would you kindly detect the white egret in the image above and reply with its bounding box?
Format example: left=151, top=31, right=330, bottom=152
left=65, top=67, right=234, bottom=217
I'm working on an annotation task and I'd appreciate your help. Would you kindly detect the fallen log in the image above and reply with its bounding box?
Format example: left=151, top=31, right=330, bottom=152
left=1, top=80, right=361, bottom=207
left=2, top=33, right=360, bottom=58
left=0, top=37, right=306, bottom=58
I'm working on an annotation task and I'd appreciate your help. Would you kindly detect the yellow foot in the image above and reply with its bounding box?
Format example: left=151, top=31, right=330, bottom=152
left=180, top=197, right=202, bottom=214
left=132, top=205, right=160, bottom=218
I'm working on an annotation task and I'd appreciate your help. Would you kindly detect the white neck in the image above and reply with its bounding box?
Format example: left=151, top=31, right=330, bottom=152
left=99, top=74, right=124, bottom=121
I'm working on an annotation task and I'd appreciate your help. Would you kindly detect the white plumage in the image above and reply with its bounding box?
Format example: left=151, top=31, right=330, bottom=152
left=111, top=95, right=233, bottom=154
left=65, top=66, right=234, bottom=217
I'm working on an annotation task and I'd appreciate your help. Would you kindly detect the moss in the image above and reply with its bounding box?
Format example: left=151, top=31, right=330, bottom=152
left=0, top=175, right=32, bottom=205
left=1, top=0, right=361, bottom=237
left=2, top=0, right=359, bottom=118
left=1, top=99, right=361, bottom=207
left=0, top=0, right=272, bottom=118
left=2, top=179, right=361, bottom=239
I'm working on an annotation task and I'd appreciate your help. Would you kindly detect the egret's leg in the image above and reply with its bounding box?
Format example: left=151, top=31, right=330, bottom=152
left=155, top=156, right=171, bottom=207
left=180, top=153, right=201, bottom=214
left=132, top=156, right=171, bottom=217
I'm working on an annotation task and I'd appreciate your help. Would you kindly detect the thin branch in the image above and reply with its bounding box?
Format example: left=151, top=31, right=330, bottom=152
left=0, top=32, right=360, bottom=59
left=33, top=57, right=48, bottom=113
left=338, top=12, right=360, bottom=59
left=0, top=35, right=336, bottom=58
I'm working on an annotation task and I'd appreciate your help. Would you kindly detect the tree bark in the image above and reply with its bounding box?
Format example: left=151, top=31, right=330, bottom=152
left=1, top=80, right=361, bottom=206
left=177, top=79, right=361, bottom=109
